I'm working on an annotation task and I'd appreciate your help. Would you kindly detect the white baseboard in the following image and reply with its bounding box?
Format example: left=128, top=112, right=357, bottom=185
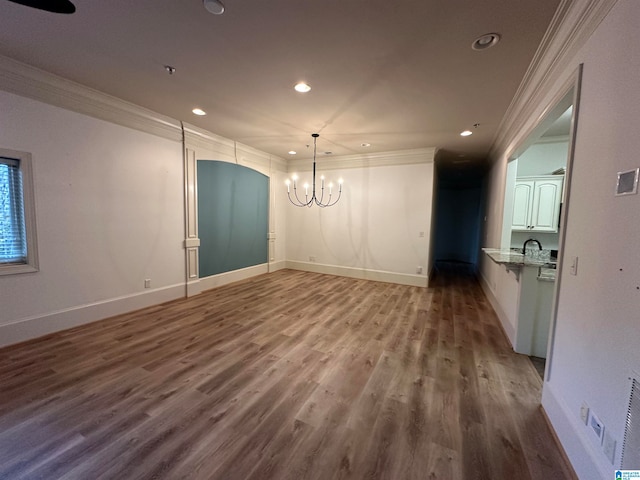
left=541, top=382, right=606, bottom=480
left=198, top=263, right=269, bottom=292
left=268, top=260, right=287, bottom=273
left=0, top=283, right=185, bottom=348
left=286, top=260, right=428, bottom=287
left=478, top=271, right=517, bottom=346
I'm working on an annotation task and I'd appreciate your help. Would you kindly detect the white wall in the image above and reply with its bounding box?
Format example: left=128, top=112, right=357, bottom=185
left=286, top=160, right=434, bottom=286
left=0, top=91, right=186, bottom=346
left=545, top=1, right=640, bottom=476
left=483, top=0, right=640, bottom=477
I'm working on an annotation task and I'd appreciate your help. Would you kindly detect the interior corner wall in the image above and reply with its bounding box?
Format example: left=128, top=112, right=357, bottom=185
left=484, top=1, right=640, bottom=477
left=285, top=161, right=433, bottom=287
left=0, top=90, right=185, bottom=347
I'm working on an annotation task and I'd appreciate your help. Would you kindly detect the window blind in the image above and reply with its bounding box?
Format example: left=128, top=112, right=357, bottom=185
left=0, top=157, right=27, bottom=264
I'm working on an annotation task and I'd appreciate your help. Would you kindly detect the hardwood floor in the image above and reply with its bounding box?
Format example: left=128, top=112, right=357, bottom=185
left=0, top=267, right=576, bottom=479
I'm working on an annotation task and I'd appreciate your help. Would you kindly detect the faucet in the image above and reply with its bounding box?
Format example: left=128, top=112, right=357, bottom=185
left=522, top=238, right=542, bottom=255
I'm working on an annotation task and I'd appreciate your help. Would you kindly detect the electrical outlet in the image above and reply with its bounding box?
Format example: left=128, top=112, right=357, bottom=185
left=309, top=256, right=316, bottom=262
left=580, top=402, right=590, bottom=425
left=590, top=412, right=604, bottom=443
left=144, top=279, right=151, bottom=288
left=603, top=431, right=616, bottom=464
left=418, top=231, right=425, bottom=238
left=416, top=266, right=423, bottom=274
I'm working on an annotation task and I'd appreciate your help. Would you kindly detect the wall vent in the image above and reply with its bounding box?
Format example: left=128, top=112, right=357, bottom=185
left=615, top=168, right=639, bottom=196
left=622, top=375, right=640, bottom=468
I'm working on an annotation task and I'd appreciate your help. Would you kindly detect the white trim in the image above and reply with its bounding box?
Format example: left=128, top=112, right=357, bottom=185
left=541, top=382, right=606, bottom=480
left=184, top=238, right=201, bottom=248
left=535, top=135, right=571, bottom=145
left=0, top=55, right=182, bottom=141
left=287, top=147, right=436, bottom=173
left=268, top=260, right=287, bottom=273
left=186, top=279, right=203, bottom=298
left=286, top=260, right=428, bottom=287
left=198, top=263, right=269, bottom=292
left=183, top=123, right=287, bottom=176
left=0, top=283, right=185, bottom=348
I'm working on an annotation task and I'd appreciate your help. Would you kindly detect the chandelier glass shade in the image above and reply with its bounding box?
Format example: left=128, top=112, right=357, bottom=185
left=286, top=134, right=342, bottom=208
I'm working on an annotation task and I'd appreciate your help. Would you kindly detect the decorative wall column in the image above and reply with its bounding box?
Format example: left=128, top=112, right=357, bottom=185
left=183, top=146, right=201, bottom=297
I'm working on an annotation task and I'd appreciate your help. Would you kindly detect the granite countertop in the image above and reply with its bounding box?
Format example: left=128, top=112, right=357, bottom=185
left=482, top=248, right=557, bottom=281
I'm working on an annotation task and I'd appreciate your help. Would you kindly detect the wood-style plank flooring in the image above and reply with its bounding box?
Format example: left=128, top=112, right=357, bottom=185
left=0, top=265, right=576, bottom=479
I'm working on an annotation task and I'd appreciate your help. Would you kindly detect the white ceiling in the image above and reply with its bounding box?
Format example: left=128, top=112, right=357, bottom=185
left=0, top=0, right=560, bottom=168
left=543, top=106, right=573, bottom=138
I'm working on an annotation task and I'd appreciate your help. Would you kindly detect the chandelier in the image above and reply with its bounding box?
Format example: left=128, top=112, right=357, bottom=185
left=285, top=134, right=343, bottom=208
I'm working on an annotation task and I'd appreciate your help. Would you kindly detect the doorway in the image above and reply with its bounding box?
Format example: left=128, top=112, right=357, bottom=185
left=432, top=161, right=485, bottom=275
left=500, top=68, right=582, bottom=381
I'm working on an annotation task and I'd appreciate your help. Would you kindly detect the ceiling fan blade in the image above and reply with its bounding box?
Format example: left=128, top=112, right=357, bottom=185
left=6, top=0, right=76, bottom=14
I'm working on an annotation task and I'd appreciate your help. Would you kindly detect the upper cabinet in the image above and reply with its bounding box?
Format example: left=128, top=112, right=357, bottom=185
left=511, top=176, right=564, bottom=232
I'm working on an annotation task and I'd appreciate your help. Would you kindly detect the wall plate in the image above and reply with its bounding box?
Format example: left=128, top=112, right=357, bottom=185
left=615, top=168, right=639, bottom=196
left=590, top=412, right=605, bottom=443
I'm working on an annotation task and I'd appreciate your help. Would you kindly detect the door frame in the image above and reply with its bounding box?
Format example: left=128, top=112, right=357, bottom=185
left=499, top=64, right=583, bottom=381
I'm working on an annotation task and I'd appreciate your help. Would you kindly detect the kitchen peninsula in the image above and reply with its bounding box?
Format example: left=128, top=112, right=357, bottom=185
left=482, top=248, right=557, bottom=358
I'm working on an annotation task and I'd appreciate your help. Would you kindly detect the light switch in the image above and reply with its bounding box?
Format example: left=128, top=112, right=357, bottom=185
left=570, top=256, right=579, bottom=276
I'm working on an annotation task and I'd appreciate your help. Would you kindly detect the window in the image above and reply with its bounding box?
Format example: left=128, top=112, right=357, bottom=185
left=0, top=149, right=38, bottom=275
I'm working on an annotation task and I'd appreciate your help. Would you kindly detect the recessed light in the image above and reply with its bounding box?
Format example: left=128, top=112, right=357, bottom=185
left=288, top=151, right=297, bottom=155
left=361, top=143, right=371, bottom=147
left=460, top=130, right=473, bottom=136
left=192, top=108, right=207, bottom=116
left=294, top=82, right=311, bottom=93
left=203, top=0, right=225, bottom=15
left=472, top=33, right=501, bottom=51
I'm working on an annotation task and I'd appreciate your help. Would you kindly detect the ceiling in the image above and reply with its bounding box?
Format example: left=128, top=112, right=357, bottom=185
left=542, top=106, right=573, bottom=138
left=0, top=0, right=561, bottom=171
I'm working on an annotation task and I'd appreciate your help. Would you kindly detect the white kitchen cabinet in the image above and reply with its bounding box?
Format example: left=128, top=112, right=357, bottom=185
left=511, top=176, right=564, bottom=232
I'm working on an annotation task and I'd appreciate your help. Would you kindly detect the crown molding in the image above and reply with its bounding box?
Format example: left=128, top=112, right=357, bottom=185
left=0, top=55, right=183, bottom=141
left=0, top=55, right=285, bottom=172
left=183, top=123, right=287, bottom=176
left=535, top=135, right=571, bottom=145
left=286, top=147, right=436, bottom=173
left=490, top=0, right=618, bottom=161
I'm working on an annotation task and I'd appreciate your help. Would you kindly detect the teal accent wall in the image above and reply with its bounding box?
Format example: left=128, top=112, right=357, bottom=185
left=197, top=161, right=269, bottom=277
